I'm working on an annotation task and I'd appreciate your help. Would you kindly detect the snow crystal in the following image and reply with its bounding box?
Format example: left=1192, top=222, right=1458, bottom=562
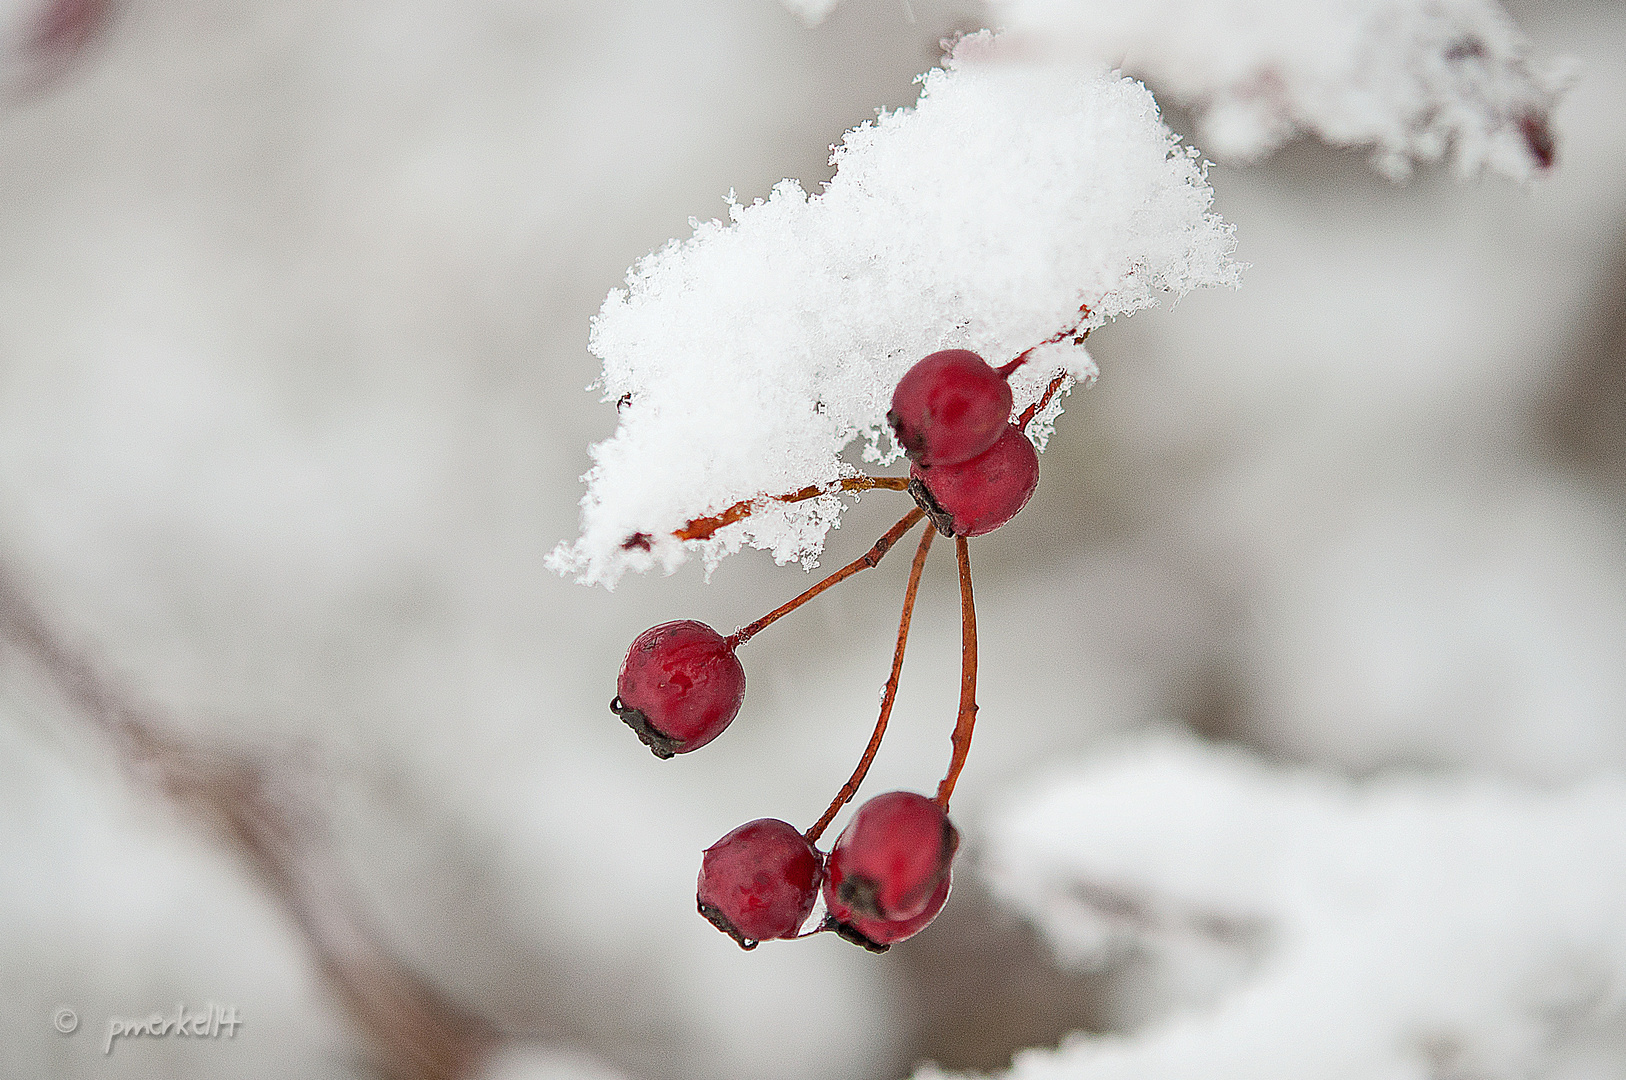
left=996, top=0, right=1572, bottom=179
left=955, top=736, right=1626, bottom=1079
left=550, top=34, right=1238, bottom=588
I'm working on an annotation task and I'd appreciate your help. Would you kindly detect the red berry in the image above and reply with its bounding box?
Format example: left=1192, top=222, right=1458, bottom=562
left=831, top=872, right=951, bottom=952
left=823, top=791, right=958, bottom=950
left=697, top=818, right=822, bottom=949
left=889, top=350, right=1013, bottom=467
left=908, top=424, right=1039, bottom=537
left=613, top=620, right=745, bottom=758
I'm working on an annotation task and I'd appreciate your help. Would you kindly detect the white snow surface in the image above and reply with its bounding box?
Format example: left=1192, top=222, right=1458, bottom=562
left=995, top=0, right=1571, bottom=178
left=549, top=33, right=1238, bottom=587
left=960, top=737, right=1626, bottom=1079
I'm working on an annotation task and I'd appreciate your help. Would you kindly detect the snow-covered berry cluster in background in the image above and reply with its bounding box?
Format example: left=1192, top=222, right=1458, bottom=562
left=784, top=0, right=1569, bottom=178
left=996, top=0, right=1570, bottom=178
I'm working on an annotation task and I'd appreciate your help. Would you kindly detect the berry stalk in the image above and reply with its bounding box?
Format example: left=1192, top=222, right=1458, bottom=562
left=934, top=536, right=978, bottom=808
left=1017, top=371, right=1070, bottom=431
left=677, top=476, right=911, bottom=543
left=996, top=302, right=1094, bottom=379
left=727, top=507, right=926, bottom=649
left=804, top=523, right=936, bottom=845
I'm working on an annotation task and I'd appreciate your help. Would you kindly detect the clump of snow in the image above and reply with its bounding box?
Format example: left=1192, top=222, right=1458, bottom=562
left=549, top=32, right=1238, bottom=588
left=996, top=0, right=1572, bottom=179
left=954, top=736, right=1626, bottom=1079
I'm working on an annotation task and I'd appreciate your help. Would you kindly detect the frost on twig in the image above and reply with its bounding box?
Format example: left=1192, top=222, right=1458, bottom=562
left=949, top=737, right=1626, bottom=1079
left=549, top=33, right=1239, bottom=588
left=996, top=0, right=1572, bottom=179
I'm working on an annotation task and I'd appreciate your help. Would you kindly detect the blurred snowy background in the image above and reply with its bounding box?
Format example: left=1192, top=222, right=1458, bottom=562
left=0, top=1, right=1622, bottom=1079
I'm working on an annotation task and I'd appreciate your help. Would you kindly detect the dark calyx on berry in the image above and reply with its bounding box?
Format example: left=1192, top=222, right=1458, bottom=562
left=824, top=791, right=958, bottom=950
left=697, top=818, right=823, bottom=949
left=829, top=873, right=951, bottom=953
left=909, top=424, right=1039, bottom=538
left=889, top=350, right=1013, bottom=467
left=614, top=620, right=745, bottom=758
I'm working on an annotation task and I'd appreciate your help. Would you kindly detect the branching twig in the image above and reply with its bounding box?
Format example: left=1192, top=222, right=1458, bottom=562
left=727, top=507, right=925, bottom=649
left=0, top=570, right=497, bottom=1080
left=675, top=476, right=910, bottom=543
left=805, top=524, right=936, bottom=845
left=996, top=303, right=1093, bottom=379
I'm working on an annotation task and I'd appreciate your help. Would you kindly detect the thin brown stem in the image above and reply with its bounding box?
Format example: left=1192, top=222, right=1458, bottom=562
left=934, top=536, right=978, bottom=809
left=675, top=476, right=910, bottom=543
left=1018, top=371, right=1070, bottom=430
left=996, top=303, right=1093, bottom=380
left=727, top=507, right=926, bottom=649
left=804, top=525, right=936, bottom=845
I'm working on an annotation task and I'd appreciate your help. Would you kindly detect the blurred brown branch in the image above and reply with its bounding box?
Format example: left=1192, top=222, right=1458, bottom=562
left=0, top=567, right=498, bottom=1080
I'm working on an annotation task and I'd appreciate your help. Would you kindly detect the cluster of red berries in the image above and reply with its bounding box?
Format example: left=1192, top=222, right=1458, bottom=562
left=612, top=349, right=1057, bottom=951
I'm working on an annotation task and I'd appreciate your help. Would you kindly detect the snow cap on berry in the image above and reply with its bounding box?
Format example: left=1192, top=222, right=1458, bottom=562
left=549, top=32, right=1238, bottom=588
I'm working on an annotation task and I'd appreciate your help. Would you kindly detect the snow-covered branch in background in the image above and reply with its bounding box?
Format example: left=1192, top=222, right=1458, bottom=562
left=996, top=0, right=1571, bottom=179
left=549, top=33, right=1238, bottom=588
left=952, top=737, right=1626, bottom=1080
